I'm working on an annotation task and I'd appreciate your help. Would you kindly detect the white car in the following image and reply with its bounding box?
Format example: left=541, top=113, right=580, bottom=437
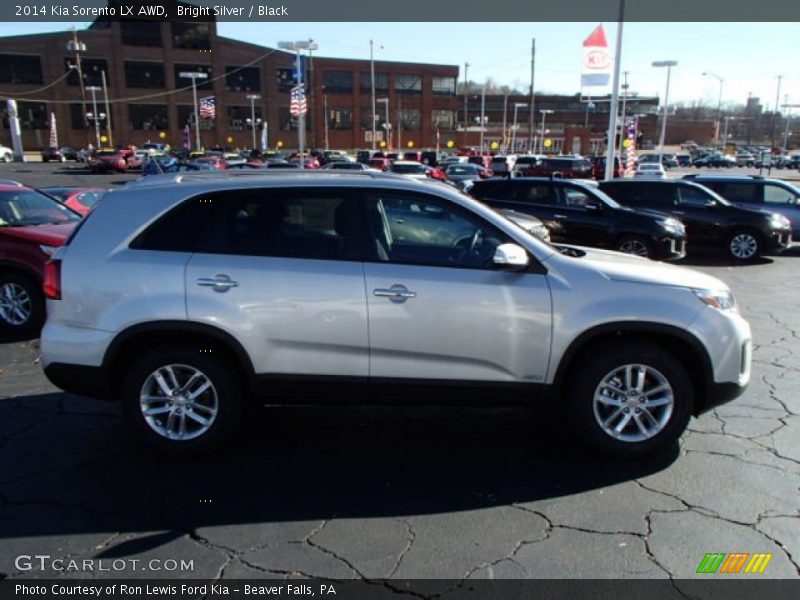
left=635, top=163, right=667, bottom=179
left=0, top=144, right=13, bottom=162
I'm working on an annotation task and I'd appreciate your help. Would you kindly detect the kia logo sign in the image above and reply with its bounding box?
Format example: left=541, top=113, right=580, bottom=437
left=584, top=50, right=611, bottom=70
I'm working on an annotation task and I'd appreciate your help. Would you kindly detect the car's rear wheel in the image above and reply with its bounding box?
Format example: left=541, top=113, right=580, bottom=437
left=567, top=342, right=693, bottom=458
left=727, top=230, right=761, bottom=261
left=616, top=235, right=653, bottom=258
left=122, top=346, right=244, bottom=453
left=0, top=273, right=44, bottom=334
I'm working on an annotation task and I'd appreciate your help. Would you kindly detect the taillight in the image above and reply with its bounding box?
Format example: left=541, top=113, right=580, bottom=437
left=43, top=259, right=61, bottom=300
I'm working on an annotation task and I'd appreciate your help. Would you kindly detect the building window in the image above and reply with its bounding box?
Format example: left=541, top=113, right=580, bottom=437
left=225, top=66, right=261, bottom=93
left=432, top=76, right=456, bottom=96
left=277, top=68, right=308, bottom=93
left=65, top=58, right=108, bottom=87
left=399, top=109, right=421, bottom=130
left=432, top=110, right=456, bottom=130
left=323, top=71, right=353, bottom=94
left=125, top=61, right=165, bottom=89
left=129, top=104, right=168, bottom=131
left=172, top=22, right=210, bottom=50
left=4, top=102, right=47, bottom=130
left=121, top=20, right=161, bottom=46
left=327, top=108, right=353, bottom=131
left=0, top=54, right=43, bottom=84
left=395, top=74, right=422, bottom=95
left=174, top=64, right=213, bottom=91
left=360, top=72, right=388, bottom=93
left=227, top=106, right=262, bottom=131
left=177, top=105, right=214, bottom=129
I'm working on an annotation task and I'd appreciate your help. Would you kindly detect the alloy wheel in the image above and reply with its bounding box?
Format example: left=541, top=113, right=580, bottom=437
left=730, top=233, right=758, bottom=260
left=0, top=282, right=32, bottom=326
left=619, top=239, right=650, bottom=257
left=139, top=364, right=219, bottom=441
left=593, top=363, right=674, bottom=443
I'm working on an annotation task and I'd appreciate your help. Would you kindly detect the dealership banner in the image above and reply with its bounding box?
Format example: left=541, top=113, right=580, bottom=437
left=581, top=25, right=611, bottom=90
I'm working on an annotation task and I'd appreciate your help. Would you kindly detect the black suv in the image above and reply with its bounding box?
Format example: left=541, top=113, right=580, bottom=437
left=466, top=177, right=687, bottom=260
left=683, top=175, right=800, bottom=239
left=599, top=180, right=792, bottom=261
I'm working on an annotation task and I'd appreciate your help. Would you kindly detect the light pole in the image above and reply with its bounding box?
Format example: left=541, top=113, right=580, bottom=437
left=653, top=60, right=678, bottom=162
left=618, top=71, right=630, bottom=159
left=377, top=97, right=390, bottom=150
left=479, top=84, right=486, bottom=152
left=85, top=86, right=102, bottom=148
left=279, top=40, right=319, bottom=167
left=722, top=116, right=738, bottom=147
left=511, top=103, right=527, bottom=153
left=463, top=62, right=470, bottom=133
left=323, top=86, right=329, bottom=151
left=246, top=94, right=261, bottom=150
left=101, top=70, right=113, bottom=148
left=179, top=71, right=208, bottom=151
left=67, top=28, right=87, bottom=144
left=702, top=72, right=723, bottom=147
left=780, top=101, right=800, bottom=151
left=370, top=40, right=377, bottom=151
left=538, top=109, right=553, bottom=154
left=771, top=75, right=783, bottom=150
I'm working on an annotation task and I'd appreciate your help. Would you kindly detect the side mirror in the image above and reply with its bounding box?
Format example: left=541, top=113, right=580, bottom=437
left=492, top=243, right=529, bottom=270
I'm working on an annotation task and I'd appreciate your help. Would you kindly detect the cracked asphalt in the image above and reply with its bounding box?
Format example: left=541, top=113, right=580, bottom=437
left=0, top=163, right=798, bottom=586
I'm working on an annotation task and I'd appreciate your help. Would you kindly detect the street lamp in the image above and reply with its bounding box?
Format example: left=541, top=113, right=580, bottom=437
left=511, top=103, right=527, bottom=153
left=538, top=109, right=553, bottom=154
left=246, top=94, right=261, bottom=150
left=652, top=60, right=678, bottom=161
left=85, top=85, right=102, bottom=148
left=179, top=71, right=209, bottom=151
left=377, top=97, right=390, bottom=150
left=278, top=40, right=319, bottom=169
left=702, top=72, right=723, bottom=147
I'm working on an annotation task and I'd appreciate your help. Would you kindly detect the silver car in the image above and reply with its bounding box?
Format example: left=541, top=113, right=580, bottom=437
left=41, top=171, right=751, bottom=457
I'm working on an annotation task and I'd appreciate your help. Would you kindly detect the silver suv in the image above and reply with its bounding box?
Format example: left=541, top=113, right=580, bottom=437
left=41, top=172, right=751, bottom=457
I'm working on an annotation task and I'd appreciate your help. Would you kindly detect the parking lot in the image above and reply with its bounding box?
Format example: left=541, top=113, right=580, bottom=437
left=0, top=161, right=798, bottom=583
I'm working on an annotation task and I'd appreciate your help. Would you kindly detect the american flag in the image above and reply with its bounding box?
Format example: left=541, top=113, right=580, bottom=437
left=199, top=96, right=216, bottom=119
left=290, top=85, right=307, bottom=117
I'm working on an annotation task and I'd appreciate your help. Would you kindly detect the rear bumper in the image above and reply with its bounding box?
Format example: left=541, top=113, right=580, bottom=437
left=44, top=362, right=110, bottom=400
left=697, top=381, right=748, bottom=415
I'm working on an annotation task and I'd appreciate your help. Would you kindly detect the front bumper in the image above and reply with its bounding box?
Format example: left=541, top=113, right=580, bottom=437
left=765, top=229, right=792, bottom=252
left=654, top=236, right=687, bottom=261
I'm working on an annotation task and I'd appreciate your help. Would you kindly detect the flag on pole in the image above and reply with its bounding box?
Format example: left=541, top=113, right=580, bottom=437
left=581, top=25, right=612, bottom=88
left=182, top=123, right=190, bottom=150
left=260, top=120, right=268, bottom=151
left=48, top=112, right=58, bottom=148
left=199, top=96, right=216, bottom=119
left=290, top=85, right=307, bottom=117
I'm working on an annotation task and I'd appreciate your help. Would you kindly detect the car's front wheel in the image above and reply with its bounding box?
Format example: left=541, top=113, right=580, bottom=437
left=727, top=230, right=761, bottom=261
left=0, top=272, right=44, bottom=334
left=567, top=342, right=693, bottom=458
left=122, top=346, right=244, bottom=453
left=616, top=235, right=653, bottom=258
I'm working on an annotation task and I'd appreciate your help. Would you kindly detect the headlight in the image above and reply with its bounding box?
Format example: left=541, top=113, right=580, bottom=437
left=658, top=218, right=685, bottom=235
left=769, top=213, right=791, bottom=229
left=39, top=245, right=56, bottom=256
left=693, top=289, right=736, bottom=312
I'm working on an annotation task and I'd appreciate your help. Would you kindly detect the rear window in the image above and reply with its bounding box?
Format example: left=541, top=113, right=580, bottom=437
left=392, top=163, right=426, bottom=174
left=0, top=189, right=81, bottom=227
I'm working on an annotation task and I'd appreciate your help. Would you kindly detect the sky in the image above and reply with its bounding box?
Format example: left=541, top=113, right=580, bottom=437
left=0, top=21, right=797, bottom=110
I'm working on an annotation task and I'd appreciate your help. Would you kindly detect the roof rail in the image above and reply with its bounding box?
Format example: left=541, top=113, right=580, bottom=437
left=126, top=168, right=410, bottom=187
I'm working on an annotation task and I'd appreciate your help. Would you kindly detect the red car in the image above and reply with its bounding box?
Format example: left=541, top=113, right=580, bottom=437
left=191, top=156, right=229, bottom=170
left=590, top=156, right=623, bottom=180
left=288, top=155, right=320, bottom=169
left=40, top=187, right=105, bottom=216
left=0, top=184, right=81, bottom=333
left=88, top=150, right=127, bottom=173
left=368, top=157, right=392, bottom=171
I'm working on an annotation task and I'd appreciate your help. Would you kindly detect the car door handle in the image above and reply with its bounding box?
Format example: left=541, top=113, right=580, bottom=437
left=197, top=276, right=239, bottom=292
left=553, top=214, right=568, bottom=219
left=373, top=286, right=417, bottom=302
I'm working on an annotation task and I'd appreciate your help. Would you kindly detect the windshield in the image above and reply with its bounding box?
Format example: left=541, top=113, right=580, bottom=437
left=0, top=190, right=82, bottom=226
left=584, top=186, right=622, bottom=209
left=392, top=163, right=426, bottom=174
left=446, top=166, right=477, bottom=174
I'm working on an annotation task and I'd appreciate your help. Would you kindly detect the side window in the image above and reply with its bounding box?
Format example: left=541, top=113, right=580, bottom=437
left=560, top=187, right=593, bottom=208
left=678, top=185, right=715, bottom=207
left=131, top=195, right=218, bottom=252
left=715, top=183, right=759, bottom=203
left=365, top=191, right=509, bottom=269
left=764, top=184, right=798, bottom=205
left=215, top=189, right=368, bottom=260
left=473, top=181, right=513, bottom=199
left=521, top=184, right=557, bottom=205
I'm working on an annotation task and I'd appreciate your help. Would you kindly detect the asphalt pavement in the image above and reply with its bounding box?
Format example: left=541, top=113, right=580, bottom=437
left=0, top=162, right=798, bottom=585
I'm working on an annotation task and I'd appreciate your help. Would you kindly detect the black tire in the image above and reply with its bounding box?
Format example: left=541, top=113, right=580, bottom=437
left=616, top=235, right=654, bottom=259
left=42, top=157, right=49, bottom=163
left=0, top=272, right=44, bottom=334
left=121, top=345, right=244, bottom=454
left=727, top=229, right=761, bottom=262
left=567, top=342, right=694, bottom=458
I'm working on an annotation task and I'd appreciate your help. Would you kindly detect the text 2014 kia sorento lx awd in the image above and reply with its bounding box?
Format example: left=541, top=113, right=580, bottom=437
left=41, top=172, right=751, bottom=457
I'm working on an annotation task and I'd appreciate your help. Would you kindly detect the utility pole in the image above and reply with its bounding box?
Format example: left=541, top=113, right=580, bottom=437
left=101, top=70, right=113, bottom=148
left=771, top=75, right=783, bottom=150
left=501, top=92, right=508, bottom=152
left=67, top=27, right=88, bottom=145
left=370, top=40, right=376, bottom=151
left=463, top=62, right=470, bottom=136
left=618, top=71, right=629, bottom=159
left=529, top=38, right=535, bottom=153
